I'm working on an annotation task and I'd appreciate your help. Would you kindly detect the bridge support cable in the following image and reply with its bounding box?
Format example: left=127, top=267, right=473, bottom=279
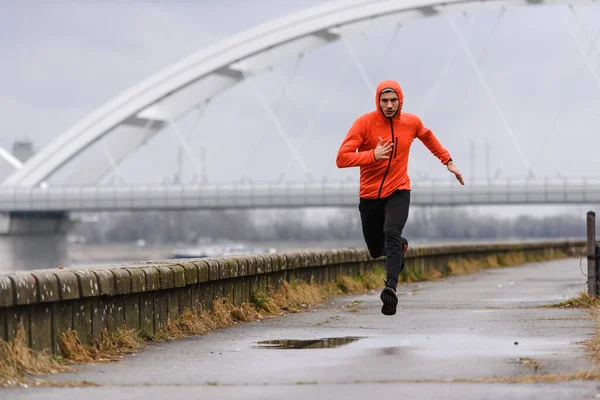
left=242, top=71, right=314, bottom=181
left=451, top=8, right=506, bottom=118
left=101, top=144, right=125, bottom=185
left=418, top=12, right=479, bottom=118
left=242, top=56, right=304, bottom=183
left=509, top=4, right=600, bottom=141
left=202, top=103, right=240, bottom=175
left=165, top=113, right=204, bottom=184
left=185, top=104, right=207, bottom=142
left=342, top=35, right=376, bottom=95
left=414, top=12, right=475, bottom=180
left=276, top=24, right=403, bottom=183
left=102, top=115, right=161, bottom=185
left=371, top=23, right=402, bottom=78
left=276, top=59, right=355, bottom=183
left=511, top=38, right=579, bottom=165
left=182, top=105, right=208, bottom=183
left=450, top=17, right=534, bottom=179
left=566, top=6, right=600, bottom=92
left=530, top=14, right=600, bottom=172
left=337, top=23, right=402, bottom=119
left=422, top=8, right=505, bottom=178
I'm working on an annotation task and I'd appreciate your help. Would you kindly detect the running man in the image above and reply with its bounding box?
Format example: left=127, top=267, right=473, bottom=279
left=336, top=79, right=464, bottom=316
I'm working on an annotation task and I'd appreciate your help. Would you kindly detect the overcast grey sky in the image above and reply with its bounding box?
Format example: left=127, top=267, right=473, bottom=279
left=1, top=0, right=599, bottom=202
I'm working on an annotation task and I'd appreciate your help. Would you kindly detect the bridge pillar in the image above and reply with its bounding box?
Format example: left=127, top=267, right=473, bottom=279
left=0, top=211, right=75, bottom=272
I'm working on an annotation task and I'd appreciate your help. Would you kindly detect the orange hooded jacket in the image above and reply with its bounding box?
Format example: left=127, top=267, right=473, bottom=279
left=336, top=80, right=452, bottom=199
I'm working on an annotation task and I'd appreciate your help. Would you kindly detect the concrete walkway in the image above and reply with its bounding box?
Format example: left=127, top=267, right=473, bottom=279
left=5, top=259, right=600, bottom=399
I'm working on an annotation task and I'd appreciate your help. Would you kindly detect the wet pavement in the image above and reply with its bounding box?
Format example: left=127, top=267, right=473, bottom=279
left=5, top=258, right=600, bottom=399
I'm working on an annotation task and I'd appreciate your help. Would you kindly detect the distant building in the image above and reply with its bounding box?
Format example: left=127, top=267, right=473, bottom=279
left=11, top=140, right=34, bottom=163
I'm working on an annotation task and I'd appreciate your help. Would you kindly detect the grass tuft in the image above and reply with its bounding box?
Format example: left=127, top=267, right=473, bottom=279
left=59, top=328, right=142, bottom=364
left=0, top=325, right=72, bottom=388
left=544, top=291, right=600, bottom=309
left=542, top=290, right=600, bottom=365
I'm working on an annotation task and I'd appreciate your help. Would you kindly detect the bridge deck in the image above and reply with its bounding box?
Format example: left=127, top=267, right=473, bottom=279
left=1, top=180, right=599, bottom=211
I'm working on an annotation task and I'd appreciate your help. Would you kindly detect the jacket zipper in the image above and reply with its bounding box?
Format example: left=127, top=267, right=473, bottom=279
left=377, top=119, right=395, bottom=199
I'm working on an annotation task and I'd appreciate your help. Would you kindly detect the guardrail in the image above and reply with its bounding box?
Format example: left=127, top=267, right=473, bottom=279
left=1, top=179, right=600, bottom=211
left=0, top=239, right=584, bottom=354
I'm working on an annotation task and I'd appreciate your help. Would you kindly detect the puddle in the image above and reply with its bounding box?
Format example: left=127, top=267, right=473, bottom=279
left=351, top=334, right=576, bottom=359
left=255, top=337, right=363, bottom=350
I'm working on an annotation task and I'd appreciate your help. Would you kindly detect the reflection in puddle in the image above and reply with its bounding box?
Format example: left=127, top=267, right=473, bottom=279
left=379, top=346, right=403, bottom=356
left=255, top=337, right=363, bottom=350
left=351, top=334, right=577, bottom=360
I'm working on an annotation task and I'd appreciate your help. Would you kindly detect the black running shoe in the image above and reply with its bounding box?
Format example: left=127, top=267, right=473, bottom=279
left=380, top=287, right=398, bottom=316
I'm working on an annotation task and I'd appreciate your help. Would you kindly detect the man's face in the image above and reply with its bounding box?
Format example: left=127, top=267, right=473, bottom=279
left=379, top=92, right=400, bottom=118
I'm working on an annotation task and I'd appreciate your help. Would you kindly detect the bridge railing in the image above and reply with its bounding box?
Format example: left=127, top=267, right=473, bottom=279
left=1, top=179, right=600, bottom=211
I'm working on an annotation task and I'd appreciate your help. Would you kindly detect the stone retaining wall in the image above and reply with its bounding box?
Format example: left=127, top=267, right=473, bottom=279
left=0, top=239, right=584, bottom=354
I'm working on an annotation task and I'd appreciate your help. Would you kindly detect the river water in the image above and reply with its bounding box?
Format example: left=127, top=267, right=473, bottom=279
left=0, top=238, right=369, bottom=273
left=0, top=236, right=554, bottom=273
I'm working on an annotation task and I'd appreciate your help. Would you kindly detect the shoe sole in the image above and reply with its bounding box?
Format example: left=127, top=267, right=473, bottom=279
left=380, top=289, right=398, bottom=316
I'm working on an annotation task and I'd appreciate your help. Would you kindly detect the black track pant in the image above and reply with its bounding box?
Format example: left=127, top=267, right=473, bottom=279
left=358, top=189, right=410, bottom=290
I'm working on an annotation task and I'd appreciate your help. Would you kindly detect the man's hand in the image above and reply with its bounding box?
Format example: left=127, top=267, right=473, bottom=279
left=447, top=161, right=465, bottom=185
left=374, top=137, right=393, bottom=161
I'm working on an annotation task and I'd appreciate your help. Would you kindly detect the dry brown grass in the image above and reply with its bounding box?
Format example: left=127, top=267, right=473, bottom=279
left=295, top=370, right=600, bottom=384
left=0, top=378, right=99, bottom=388
left=498, top=252, right=527, bottom=267
left=155, top=300, right=263, bottom=341
left=428, top=249, right=570, bottom=280
left=58, top=328, right=142, bottom=364
left=446, top=251, right=532, bottom=276
left=433, top=370, right=600, bottom=384
left=269, top=281, right=327, bottom=312
left=398, top=264, right=446, bottom=283
left=542, top=290, right=600, bottom=365
left=585, top=306, right=600, bottom=364
left=335, top=276, right=365, bottom=294
left=251, top=268, right=384, bottom=314
left=544, top=291, right=600, bottom=309
left=251, top=281, right=324, bottom=314
left=0, top=325, right=72, bottom=388
left=515, top=357, right=542, bottom=372
left=447, top=258, right=481, bottom=276
left=486, top=254, right=500, bottom=268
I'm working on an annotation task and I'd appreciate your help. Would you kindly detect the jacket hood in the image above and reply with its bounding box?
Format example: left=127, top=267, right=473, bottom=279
left=376, top=80, right=404, bottom=120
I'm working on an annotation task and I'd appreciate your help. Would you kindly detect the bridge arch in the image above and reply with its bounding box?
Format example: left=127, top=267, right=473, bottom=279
left=3, top=0, right=594, bottom=187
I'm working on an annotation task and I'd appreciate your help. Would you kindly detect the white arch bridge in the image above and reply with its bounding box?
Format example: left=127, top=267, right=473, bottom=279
left=1, top=0, right=599, bottom=210
left=2, top=0, right=599, bottom=271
